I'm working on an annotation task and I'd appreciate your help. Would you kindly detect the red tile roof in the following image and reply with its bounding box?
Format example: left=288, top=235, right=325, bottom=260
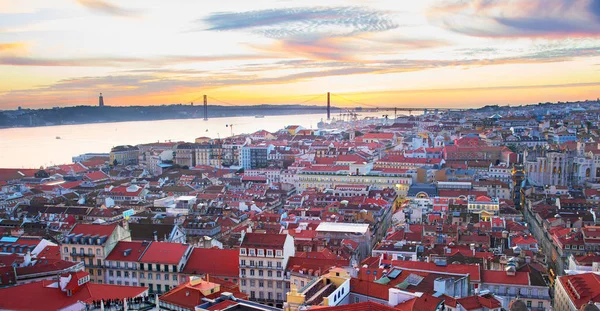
left=183, top=248, right=239, bottom=277
left=85, top=171, right=109, bottom=182
left=140, top=242, right=189, bottom=265
left=159, top=276, right=247, bottom=310
left=481, top=270, right=529, bottom=285
left=558, top=273, right=600, bottom=309
left=69, top=223, right=117, bottom=237
left=391, top=261, right=481, bottom=282
left=105, top=241, right=148, bottom=262
left=241, top=233, right=287, bottom=248
left=0, top=279, right=147, bottom=311
left=443, top=294, right=501, bottom=310
left=350, top=278, right=390, bottom=300
left=318, top=301, right=397, bottom=311
left=395, top=293, right=443, bottom=311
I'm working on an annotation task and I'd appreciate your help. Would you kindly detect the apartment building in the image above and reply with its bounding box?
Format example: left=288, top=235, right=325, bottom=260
left=239, top=233, right=295, bottom=307
left=110, top=145, right=139, bottom=165
left=555, top=273, right=600, bottom=311
left=60, top=223, right=131, bottom=284
left=104, top=240, right=147, bottom=286
left=138, top=241, right=192, bottom=294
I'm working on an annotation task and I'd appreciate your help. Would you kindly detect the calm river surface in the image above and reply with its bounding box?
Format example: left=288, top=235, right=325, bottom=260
left=0, top=111, right=392, bottom=168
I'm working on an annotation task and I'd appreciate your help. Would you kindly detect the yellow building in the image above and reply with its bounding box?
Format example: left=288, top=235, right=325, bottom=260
left=284, top=268, right=351, bottom=311
left=60, top=222, right=131, bottom=284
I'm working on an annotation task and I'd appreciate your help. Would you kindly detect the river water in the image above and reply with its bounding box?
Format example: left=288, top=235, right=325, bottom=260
left=0, top=111, right=394, bottom=168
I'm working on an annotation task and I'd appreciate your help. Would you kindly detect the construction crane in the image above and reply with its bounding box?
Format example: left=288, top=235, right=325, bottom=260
left=225, top=123, right=238, bottom=137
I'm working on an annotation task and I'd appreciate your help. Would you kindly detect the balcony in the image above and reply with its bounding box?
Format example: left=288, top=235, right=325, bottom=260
left=71, top=252, right=95, bottom=257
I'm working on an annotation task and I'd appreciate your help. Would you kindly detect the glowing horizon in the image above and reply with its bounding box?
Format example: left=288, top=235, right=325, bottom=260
left=1, top=0, right=600, bottom=109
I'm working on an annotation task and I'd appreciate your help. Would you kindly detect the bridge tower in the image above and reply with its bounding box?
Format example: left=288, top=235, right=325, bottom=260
left=327, top=92, right=331, bottom=120
left=203, top=95, right=208, bottom=121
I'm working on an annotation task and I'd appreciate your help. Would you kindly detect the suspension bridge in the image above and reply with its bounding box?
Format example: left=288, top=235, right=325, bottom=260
left=187, top=92, right=466, bottom=121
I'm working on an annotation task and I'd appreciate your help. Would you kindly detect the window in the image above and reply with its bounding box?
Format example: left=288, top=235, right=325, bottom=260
left=249, top=249, right=255, bottom=256
left=258, top=260, right=263, bottom=267
left=156, top=274, right=161, bottom=281
left=117, top=262, right=121, bottom=268
left=259, top=281, right=264, bottom=287
left=89, top=269, right=94, bottom=276
left=258, top=249, right=264, bottom=256
left=96, top=249, right=101, bottom=256
left=140, top=272, right=145, bottom=279
left=172, top=265, right=177, bottom=273
left=250, top=280, right=256, bottom=286
left=267, top=261, right=272, bottom=267
left=157, top=284, right=162, bottom=293
left=109, top=270, right=114, bottom=277
left=267, top=250, right=273, bottom=256
left=98, top=270, right=102, bottom=276
left=125, top=271, right=129, bottom=278
left=72, top=247, right=76, bottom=254
left=268, top=271, right=272, bottom=277
left=241, top=279, right=246, bottom=286
left=241, top=269, right=246, bottom=276
left=132, top=272, right=137, bottom=278
left=276, top=262, right=282, bottom=268
left=526, top=301, right=532, bottom=308
left=277, top=293, right=282, bottom=301
left=538, top=302, right=543, bottom=309
left=250, top=291, right=255, bottom=299
left=88, top=248, right=93, bottom=255
left=277, top=271, right=282, bottom=277
left=259, top=270, right=263, bottom=277
left=240, top=248, right=246, bottom=255
left=355, top=297, right=360, bottom=303
left=165, top=274, right=169, bottom=281
left=241, top=260, right=246, bottom=266
left=64, top=247, right=68, bottom=253
left=148, top=273, right=153, bottom=280
left=277, top=281, right=282, bottom=289
left=276, top=250, right=282, bottom=257
left=250, top=260, right=255, bottom=266
left=268, top=281, right=273, bottom=288
left=250, top=270, right=255, bottom=276
left=97, top=259, right=101, bottom=266
left=80, top=247, right=84, bottom=254
left=116, top=271, right=121, bottom=277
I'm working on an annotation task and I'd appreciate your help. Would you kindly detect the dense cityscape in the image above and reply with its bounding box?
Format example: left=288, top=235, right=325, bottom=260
left=4, top=0, right=600, bottom=310
left=1, top=99, right=600, bottom=311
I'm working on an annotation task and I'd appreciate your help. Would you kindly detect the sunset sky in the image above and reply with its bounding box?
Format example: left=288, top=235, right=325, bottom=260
left=0, top=0, right=599, bottom=109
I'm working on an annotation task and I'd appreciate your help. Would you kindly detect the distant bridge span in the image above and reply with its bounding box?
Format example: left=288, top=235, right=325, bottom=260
left=186, top=92, right=468, bottom=120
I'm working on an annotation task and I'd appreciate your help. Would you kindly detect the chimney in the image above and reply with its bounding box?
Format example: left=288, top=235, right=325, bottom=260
left=153, top=231, right=158, bottom=241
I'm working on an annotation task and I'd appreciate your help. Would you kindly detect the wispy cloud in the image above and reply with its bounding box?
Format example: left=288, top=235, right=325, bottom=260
left=0, top=54, right=275, bottom=67
left=429, top=0, right=600, bottom=38
left=198, top=6, right=401, bottom=60
left=4, top=43, right=600, bottom=107
left=201, top=6, right=398, bottom=37
left=75, top=0, right=142, bottom=17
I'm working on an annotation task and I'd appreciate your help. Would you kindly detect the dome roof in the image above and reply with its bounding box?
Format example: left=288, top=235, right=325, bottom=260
left=509, top=300, right=528, bottom=311
left=580, top=304, right=600, bottom=311
left=476, top=196, right=492, bottom=202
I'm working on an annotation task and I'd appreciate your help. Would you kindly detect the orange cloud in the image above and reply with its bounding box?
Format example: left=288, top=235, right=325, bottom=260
left=0, top=42, right=27, bottom=53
